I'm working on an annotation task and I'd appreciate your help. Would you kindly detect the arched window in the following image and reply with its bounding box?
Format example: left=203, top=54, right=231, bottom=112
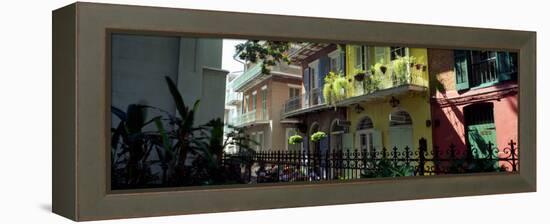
left=356, top=116, right=375, bottom=152
left=309, top=122, right=320, bottom=153
left=330, top=119, right=344, bottom=151
left=388, top=110, right=413, bottom=152
left=309, top=122, right=319, bottom=135
left=389, top=110, right=413, bottom=126
left=357, top=116, right=374, bottom=130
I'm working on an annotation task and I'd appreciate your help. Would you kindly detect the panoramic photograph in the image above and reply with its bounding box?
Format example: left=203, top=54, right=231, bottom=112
left=109, top=34, right=519, bottom=190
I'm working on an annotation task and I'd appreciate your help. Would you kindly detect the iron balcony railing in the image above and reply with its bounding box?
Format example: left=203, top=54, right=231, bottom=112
left=231, top=63, right=262, bottom=91
left=234, top=109, right=269, bottom=126
left=351, top=63, right=429, bottom=97
left=282, top=88, right=325, bottom=116
left=225, top=90, right=242, bottom=105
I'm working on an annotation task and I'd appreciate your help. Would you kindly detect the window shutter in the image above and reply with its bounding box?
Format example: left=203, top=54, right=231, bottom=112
left=496, top=52, right=517, bottom=82
left=339, top=50, right=346, bottom=74
left=303, top=67, right=310, bottom=92
left=343, top=133, right=353, bottom=151
left=454, top=50, right=471, bottom=91
left=372, top=129, right=383, bottom=151
left=303, top=135, right=309, bottom=152
left=320, top=137, right=329, bottom=153
left=318, top=56, right=330, bottom=86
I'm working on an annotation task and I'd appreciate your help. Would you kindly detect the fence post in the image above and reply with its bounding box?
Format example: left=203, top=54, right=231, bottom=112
left=418, top=138, right=427, bottom=176
left=510, top=139, right=517, bottom=172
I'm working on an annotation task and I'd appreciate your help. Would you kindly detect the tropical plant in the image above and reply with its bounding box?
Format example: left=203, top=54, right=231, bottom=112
left=111, top=76, right=259, bottom=189
left=323, top=71, right=351, bottom=107
left=288, top=135, right=303, bottom=145
left=111, top=104, right=162, bottom=188
left=310, top=131, right=327, bottom=142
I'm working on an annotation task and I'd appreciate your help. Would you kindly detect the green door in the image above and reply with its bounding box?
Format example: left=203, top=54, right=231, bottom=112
left=464, top=103, right=498, bottom=159
left=466, top=123, right=497, bottom=159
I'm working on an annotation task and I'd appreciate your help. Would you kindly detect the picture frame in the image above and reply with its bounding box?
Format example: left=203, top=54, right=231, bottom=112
left=52, top=2, right=536, bottom=221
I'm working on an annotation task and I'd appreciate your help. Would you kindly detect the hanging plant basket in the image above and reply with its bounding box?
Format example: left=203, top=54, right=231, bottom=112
left=410, top=62, right=415, bottom=68
left=354, top=72, right=366, bottom=81
left=380, top=65, right=387, bottom=74
left=422, top=65, right=427, bottom=72
left=415, top=63, right=422, bottom=70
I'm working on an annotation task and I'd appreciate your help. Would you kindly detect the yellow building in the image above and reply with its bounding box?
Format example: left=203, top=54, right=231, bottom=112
left=339, top=45, right=432, bottom=153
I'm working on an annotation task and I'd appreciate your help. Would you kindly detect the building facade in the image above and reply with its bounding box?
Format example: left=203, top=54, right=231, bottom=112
left=232, top=61, right=302, bottom=151
left=282, top=43, right=348, bottom=154
left=342, top=45, right=432, bottom=154
left=428, top=49, right=518, bottom=162
left=111, top=34, right=228, bottom=129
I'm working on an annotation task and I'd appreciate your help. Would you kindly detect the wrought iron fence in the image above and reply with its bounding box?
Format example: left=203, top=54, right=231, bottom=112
left=222, top=138, right=518, bottom=184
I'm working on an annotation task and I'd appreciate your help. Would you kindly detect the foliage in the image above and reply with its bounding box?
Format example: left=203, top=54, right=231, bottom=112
left=111, top=104, right=168, bottom=188
left=288, top=135, right=303, bottom=145
left=362, top=159, right=414, bottom=178
left=310, top=131, right=327, bottom=142
left=111, top=77, right=256, bottom=189
left=392, top=55, right=416, bottom=84
left=322, top=71, right=351, bottom=107
left=235, top=40, right=292, bottom=75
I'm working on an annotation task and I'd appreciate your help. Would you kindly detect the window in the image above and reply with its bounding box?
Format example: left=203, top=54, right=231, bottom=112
left=374, top=47, right=386, bottom=64
left=256, top=131, right=264, bottom=151
left=354, top=46, right=367, bottom=70
left=356, top=116, right=379, bottom=152
left=470, top=51, right=498, bottom=87
left=390, top=47, right=406, bottom=60
left=244, top=95, right=249, bottom=113
left=289, top=87, right=301, bottom=99
left=308, top=60, right=319, bottom=89
left=328, top=50, right=343, bottom=73
left=454, top=50, right=518, bottom=91
left=330, top=119, right=345, bottom=151
left=389, top=110, right=413, bottom=126
left=251, top=92, right=257, bottom=111
left=261, top=88, right=267, bottom=120
left=389, top=110, right=413, bottom=152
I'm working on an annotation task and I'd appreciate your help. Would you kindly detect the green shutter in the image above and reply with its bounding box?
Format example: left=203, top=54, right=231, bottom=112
left=372, top=129, right=382, bottom=151
left=343, top=133, right=353, bottom=151
left=496, top=52, right=517, bottom=82
left=454, top=50, right=470, bottom=91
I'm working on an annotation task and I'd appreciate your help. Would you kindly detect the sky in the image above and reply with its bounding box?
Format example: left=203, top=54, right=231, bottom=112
left=221, top=39, right=247, bottom=74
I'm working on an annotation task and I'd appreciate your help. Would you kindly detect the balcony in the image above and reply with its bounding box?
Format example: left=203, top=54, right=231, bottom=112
left=232, top=63, right=263, bottom=91
left=225, top=90, right=242, bottom=105
left=281, top=63, right=429, bottom=117
left=234, top=109, right=270, bottom=127
left=281, top=88, right=325, bottom=118
left=336, top=63, right=429, bottom=106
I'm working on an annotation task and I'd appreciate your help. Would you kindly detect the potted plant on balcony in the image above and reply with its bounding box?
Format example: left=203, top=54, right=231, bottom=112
left=354, top=70, right=366, bottom=81
left=323, top=71, right=351, bottom=108
left=379, top=65, right=387, bottom=74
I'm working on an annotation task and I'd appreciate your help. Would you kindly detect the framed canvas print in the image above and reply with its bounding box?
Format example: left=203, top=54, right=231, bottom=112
left=52, top=2, right=536, bottom=221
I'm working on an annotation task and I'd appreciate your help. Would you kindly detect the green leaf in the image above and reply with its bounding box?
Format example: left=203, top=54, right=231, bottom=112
left=165, top=76, right=188, bottom=119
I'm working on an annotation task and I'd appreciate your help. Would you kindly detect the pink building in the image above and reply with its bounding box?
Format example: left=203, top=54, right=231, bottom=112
left=428, top=49, right=518, bottom=171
